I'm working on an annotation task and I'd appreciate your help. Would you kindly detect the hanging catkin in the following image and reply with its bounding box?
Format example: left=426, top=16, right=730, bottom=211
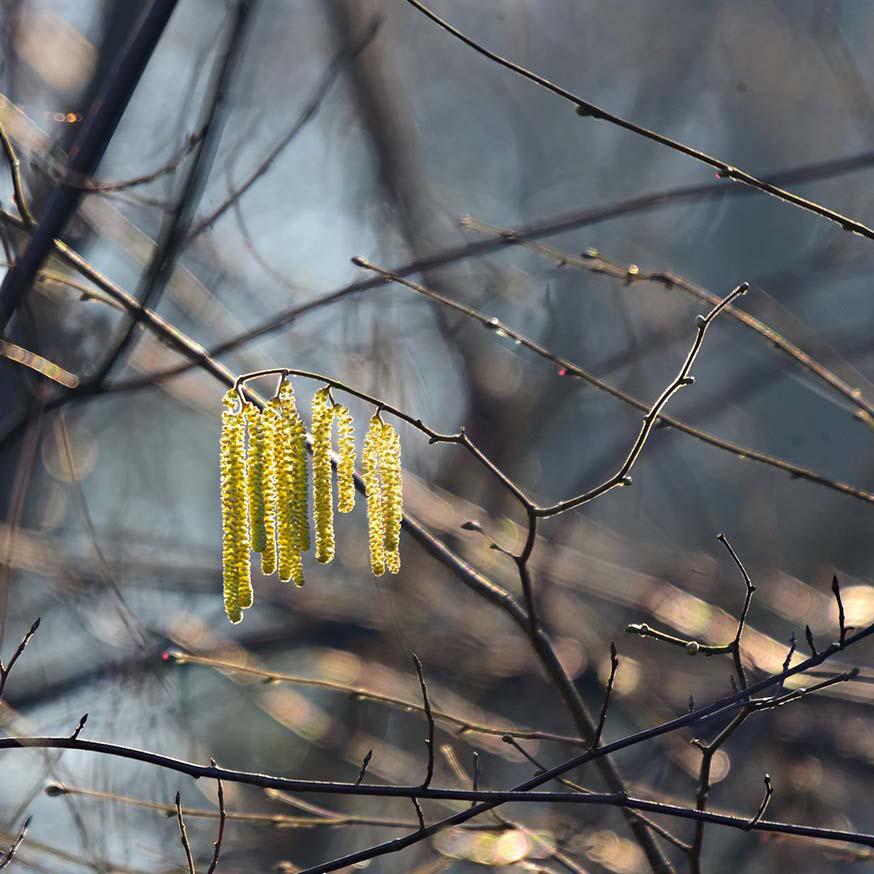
left=287, top=389, right=310, bottom=557
left=221, top=374, right=406, bottom=618
left=363, top=414, right=386, bottom=576
left=237, top=403, right=256, bottom=610
left=335, top=404, right=356, bottom=513
left=260, top=403, right=279, bottom=576
left=380, top=421, right=403, bottom=575
left=274, top=383, right=306, bottom=586
left=312, top=387, right=335, bottom=564
left=245, top=404, right=267, bottom=554
left=220, top=390, right=250, bottom=623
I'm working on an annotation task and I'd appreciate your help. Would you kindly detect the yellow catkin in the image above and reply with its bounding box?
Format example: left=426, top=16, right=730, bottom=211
left=220, top=391, right=250, bottom=623
left=273, top=385, right=306, bottom=587
left=260, top=403, right=278, bottom=576
left=363, top=414, right=386, bottom=576
left=245, top=404, right=267, bottom=555
left=237, top=403, right=256, bottom=610
left=312, top=388, right=335, bottom=564
left=380, top=421, right=403, bottom=574
left=287, top=389, right=310, bottom=558
left=335, top=404, right=356, bottom=513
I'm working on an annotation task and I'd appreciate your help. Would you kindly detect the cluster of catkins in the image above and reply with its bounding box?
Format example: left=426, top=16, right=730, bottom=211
left=220, top=379, right=403, bottom=623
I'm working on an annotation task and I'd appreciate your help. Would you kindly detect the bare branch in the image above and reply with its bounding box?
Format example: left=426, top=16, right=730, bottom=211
left=0, top=815, right=32, bottom=871
left=744, top=775, right=774, bottom=831
left=832, top=575, right=848, bottom=646
left=593, top=642, right=619, bottom=749
left=401, top=0, right=874, bottom=242
left=70, top=714, right=88, bottom=741
left=0, top=617, right=40, bottom=701
left=355, top=751, right=373, bottom=787
left=206, top=762, right=226, bottom=874
left=412, top=655, right=435, bottom=791
left=175, top=792, right=197, bottom=874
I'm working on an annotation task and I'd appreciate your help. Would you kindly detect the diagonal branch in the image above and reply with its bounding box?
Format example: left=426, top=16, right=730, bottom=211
left=401, top=0, right=874, bottom=243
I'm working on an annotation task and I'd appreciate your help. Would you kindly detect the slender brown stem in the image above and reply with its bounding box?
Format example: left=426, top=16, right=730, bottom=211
left=0, top=617, right=40, bottom=701
left=175, top=793, right=197, bottom=874
left=462, top=216, right=874, bottom=429
left=206, top=762, right=225, bottom=874
left=166, top=648, right=587, bottom=745
left=401, top=0, right=874, bottom=242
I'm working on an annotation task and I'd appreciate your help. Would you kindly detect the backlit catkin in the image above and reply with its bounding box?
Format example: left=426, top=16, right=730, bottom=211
left=335, top=404, right=356, bottom=513
left=259, top=403, right=279, bottom=576
left=380, top=421, right=403, bottom=575
left=237, top=403, right=256, bottom=610
left=312, top=388, right=335, bottom=564
left=220, top=391, right=250, bottom=623
left=363, top=414, right=386, bottom=576
left=274, top=383, right=306, bottom=586
left=221, top=375, right=406, bottom=618
left=245, top=404, right=267, bottom=554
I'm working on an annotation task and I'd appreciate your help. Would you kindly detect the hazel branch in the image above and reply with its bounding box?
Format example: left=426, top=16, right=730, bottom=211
left=832, top=575, right=848, bottom=647
left=401, top=0, right=874, bottom=242
left=206, top=761, right=225, bottom=874
left=593, top=642, right=619, bottom=749
left=175, top=793, right=197, bottom=874
left=355, top=750, right=373, bottom=787
left=744, top=776, right=774, bottom=831
left=0, top=815, right=32, bottom=871
left=0, top=617, right=40, bottom=701
left=165, top=644, right=586, bottom=748
left=412, top=655, right=435, bottom=791
left=461, top=216, right=874, bottom=429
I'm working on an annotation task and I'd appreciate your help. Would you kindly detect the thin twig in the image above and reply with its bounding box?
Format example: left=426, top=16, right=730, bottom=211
left=806, top=625, right=818, bottom=657
left=744, top=775, right=774, bottom=831
left=355, top=751, right=373, bottom=787
left=717, top=533, right=756, bottom=690
left=70, top=714, right=88, bottom=741
left=164, top=650, right=585, bottom=746
left=0, top=617, right=40, bottom=700
left=832, top=575, right=847, bottom=646
left=206, top=762, right=225, bottom=874
left=593, top=642, right=619, bottom=749
left=175, top=793, right=197, bottom=874
left=412, top=655, right=435, bottom=791
left=0, top=815, right=32, bottom=871
left=0, top=119, right=35, bottom=229
left=401, top=0, right=874, bottom=242
left=462, top=216, right=874, bottom=428
left=411, top=798, right=425, bottom=831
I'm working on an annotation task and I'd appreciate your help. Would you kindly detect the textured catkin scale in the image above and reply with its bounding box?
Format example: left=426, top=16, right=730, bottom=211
left=335, top=404, right=356, bottom=513
left=220, top=391, right=249, bottom=623
left=273, top=388, right=305, bottom=586
left=260, top=404, right=279, bottom=576
left=288, top=401, right=310, bottom=557
left=311, top=388, right=335, bottom=564
left=380, top=421, right=403, bottom=575
left=237, top=404, right=256, bottom=611
left=245, top=404, right=267, bottom=554
left=363, top=414, right=386, bottom=576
